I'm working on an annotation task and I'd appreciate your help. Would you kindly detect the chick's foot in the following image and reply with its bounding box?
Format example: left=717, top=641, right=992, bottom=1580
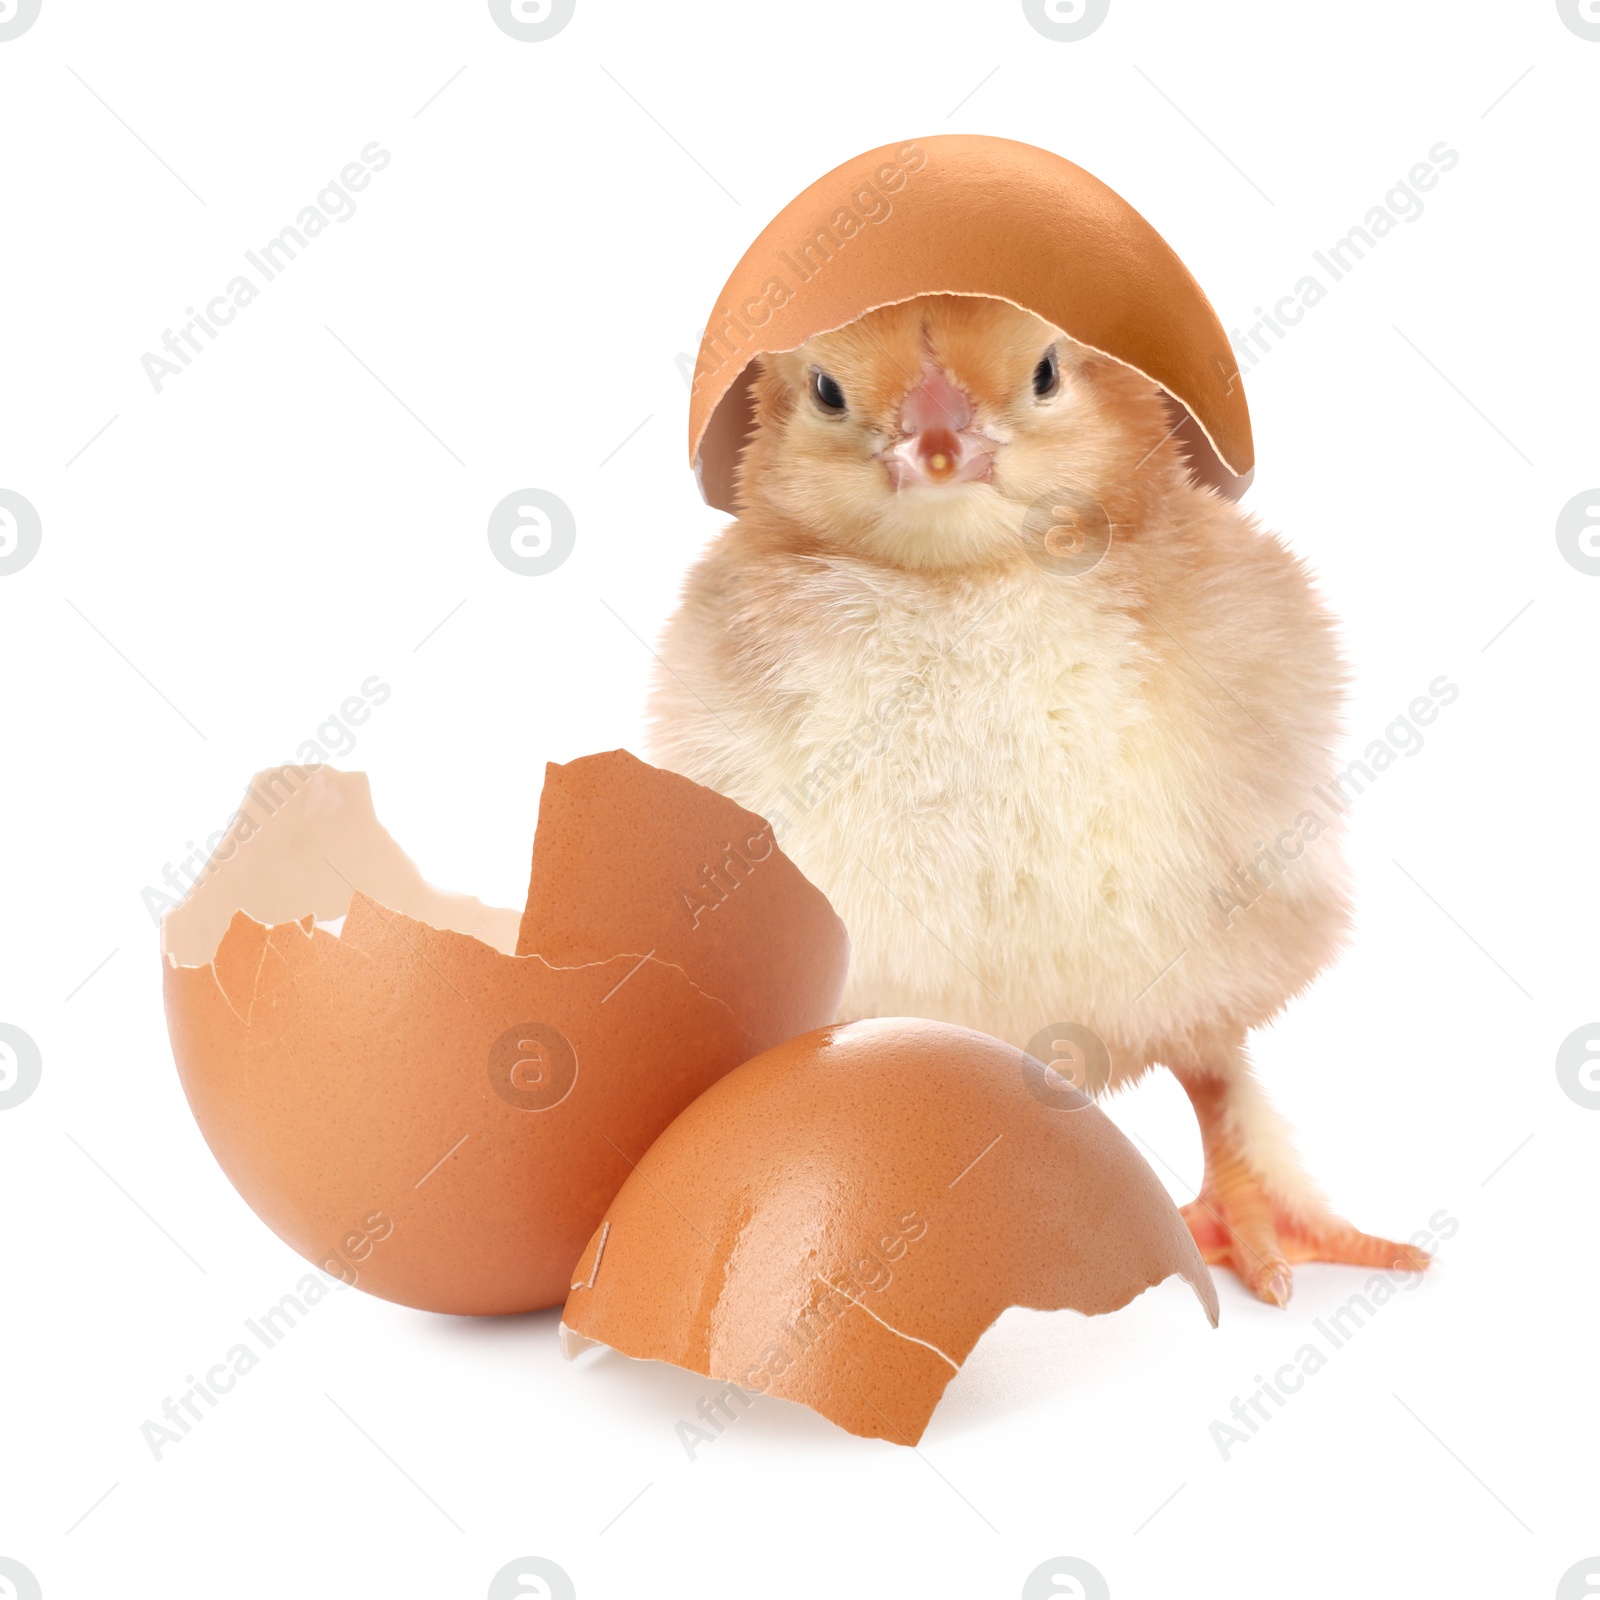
left=1173, top=1064, right=1430, bottom=1308
left=1180, top=1187, right=1429, bottom=1308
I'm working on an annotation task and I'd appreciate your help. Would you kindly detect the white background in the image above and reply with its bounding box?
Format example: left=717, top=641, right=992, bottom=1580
left=1, top=2, right=1595, bottom=1596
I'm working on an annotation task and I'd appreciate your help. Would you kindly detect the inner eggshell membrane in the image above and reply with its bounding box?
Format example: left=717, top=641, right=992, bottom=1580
left=561, top=1018, right=1219, bottom=1444
left=161, top=754, right=850, bottom=1315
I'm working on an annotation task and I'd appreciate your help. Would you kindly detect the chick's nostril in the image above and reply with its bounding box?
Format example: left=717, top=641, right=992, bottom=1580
left=900, top=363, right=973, bottom=435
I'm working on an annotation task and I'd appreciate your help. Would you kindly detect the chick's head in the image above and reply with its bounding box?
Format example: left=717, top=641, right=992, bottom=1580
left=736, top=293, right=1182, bottom=572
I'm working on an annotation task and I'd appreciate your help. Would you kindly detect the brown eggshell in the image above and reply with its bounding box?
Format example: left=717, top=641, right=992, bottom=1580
left=161, top=758, right=849, bottom=1314
left=517, top=749, right=849, bottom=1054
left=561, top=1018, right=1218, bottom=1444
left=689, top=133, right=1252, bottom=513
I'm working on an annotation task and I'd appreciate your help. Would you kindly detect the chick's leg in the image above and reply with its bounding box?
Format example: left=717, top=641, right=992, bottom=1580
left=1169, top=1043, right=1429, bottom=1308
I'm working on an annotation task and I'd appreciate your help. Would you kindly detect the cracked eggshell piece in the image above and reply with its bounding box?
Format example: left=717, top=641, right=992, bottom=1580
left=161, top=758, right=849, bottom=1315
left=516, top=749, right=849, bottom=1057
left=561, top=1018, right=1218, bottom=1444
left=689, top=133, right=1253, bottom=513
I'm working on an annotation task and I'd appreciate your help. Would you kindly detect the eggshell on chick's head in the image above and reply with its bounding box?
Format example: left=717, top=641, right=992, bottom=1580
left=161, top=756, right=849, bottom=1315
left=561, top=1018, right=1219, bottom=1444
left=689, top=133, right=1252, bottom=513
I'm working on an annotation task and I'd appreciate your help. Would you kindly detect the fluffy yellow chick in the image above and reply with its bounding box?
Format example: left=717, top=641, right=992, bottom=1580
left=648, top=293, right=1427, bottom=1306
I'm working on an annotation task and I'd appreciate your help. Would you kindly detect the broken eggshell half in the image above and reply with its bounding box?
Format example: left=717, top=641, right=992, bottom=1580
left=689, top=133, right=1254, bottom=513
left=561, top=1017, right=1219, bottom=1444
left=161, top=752, right=849, bottom=1315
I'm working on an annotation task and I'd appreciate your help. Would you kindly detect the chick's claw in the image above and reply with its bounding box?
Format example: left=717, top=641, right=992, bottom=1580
left=1181, top=1187, right=1293, bottom=1306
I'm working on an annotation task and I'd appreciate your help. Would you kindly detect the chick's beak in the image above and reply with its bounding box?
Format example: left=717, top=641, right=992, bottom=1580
left=882, top=363, right=996, bottom=489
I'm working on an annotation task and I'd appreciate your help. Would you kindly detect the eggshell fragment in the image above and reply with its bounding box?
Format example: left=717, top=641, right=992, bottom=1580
left=689, top=133, right=1252, bottom=512
left=561, top=1018, right=1218, bottom=1444
left=516, top=749, right=848, bottom=1054
left=161, top=757, right=848, bottom=1314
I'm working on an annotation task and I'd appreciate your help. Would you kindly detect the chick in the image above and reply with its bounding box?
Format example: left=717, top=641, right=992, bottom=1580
left=649, top=293, right=1427, bottom=1306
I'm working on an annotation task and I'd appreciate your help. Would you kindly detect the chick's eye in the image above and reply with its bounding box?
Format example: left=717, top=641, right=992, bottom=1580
left=1032, top=346, right=1060, bottom=399
left=810, top=369, right=847, bottom=414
